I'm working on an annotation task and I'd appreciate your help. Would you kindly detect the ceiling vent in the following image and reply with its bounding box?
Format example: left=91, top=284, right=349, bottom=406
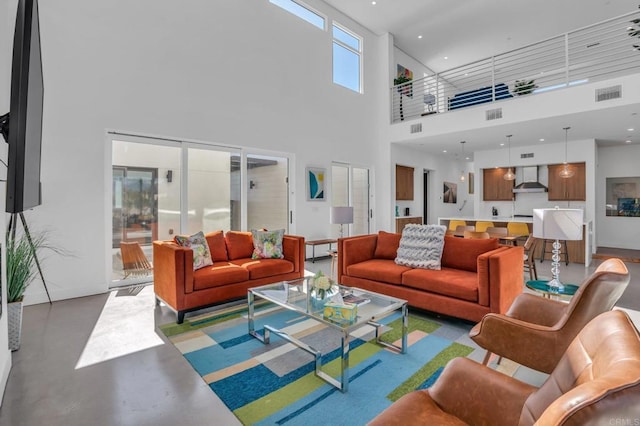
left=486, top=108, right=503, bottom=121
left=595, top=85, right=622, bottom=102
left=520, top=153, right=534, bottom=158
left=410, top=123, right=422, bottom=134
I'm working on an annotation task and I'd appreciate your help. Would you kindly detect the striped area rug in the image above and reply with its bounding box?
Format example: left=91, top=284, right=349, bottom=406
left=159, top=304, right=511, bottom=425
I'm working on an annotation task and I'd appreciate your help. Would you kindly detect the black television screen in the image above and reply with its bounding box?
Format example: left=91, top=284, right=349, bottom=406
left=4, top=0, right=44, bottom=214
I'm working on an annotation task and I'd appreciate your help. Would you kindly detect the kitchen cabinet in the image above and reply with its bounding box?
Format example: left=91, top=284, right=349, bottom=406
left=396, top=216, right=422, bottom=233
left=483, top=168, right=515, bottom=201
left=396, top=165, right=414, bottom=200
left=547, top=162, right=586, bottom=201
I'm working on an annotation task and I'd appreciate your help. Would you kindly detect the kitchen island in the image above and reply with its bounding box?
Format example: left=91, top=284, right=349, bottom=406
left=438, top=216, right=592, bottom=267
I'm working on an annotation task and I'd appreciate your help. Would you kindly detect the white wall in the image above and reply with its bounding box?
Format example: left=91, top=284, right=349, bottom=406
left=596, top=144, right=640, bottom=250
left=392, top=144, right=472, bottom=226
left=14, top=0, right=387, bottom=304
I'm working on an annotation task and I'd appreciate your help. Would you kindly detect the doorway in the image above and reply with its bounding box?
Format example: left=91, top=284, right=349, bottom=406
left=423, top=170, right=430, bottom=224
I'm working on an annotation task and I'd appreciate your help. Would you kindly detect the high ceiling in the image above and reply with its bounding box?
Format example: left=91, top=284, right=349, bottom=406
left=324, top=0, right=639, bottom=72
left=323, top=0, right=640, bottom=158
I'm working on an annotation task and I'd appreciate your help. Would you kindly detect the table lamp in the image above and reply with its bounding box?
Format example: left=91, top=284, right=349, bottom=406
left=330, top=206, right=353, bottom=239
left=533, top=207, right=583, bottom=291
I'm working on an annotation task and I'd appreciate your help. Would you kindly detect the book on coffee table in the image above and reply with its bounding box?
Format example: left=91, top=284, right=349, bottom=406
left=342, top=293, right=371, bottom=306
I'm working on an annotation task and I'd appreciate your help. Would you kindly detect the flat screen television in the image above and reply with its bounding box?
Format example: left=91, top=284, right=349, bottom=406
left=1, top=0, right=44, bottom=214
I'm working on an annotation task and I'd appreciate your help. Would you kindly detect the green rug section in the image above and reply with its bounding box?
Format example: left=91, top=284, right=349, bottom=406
left=387, top=342, right=474, bottom=402
left=380, top=315, right=441, bottom=343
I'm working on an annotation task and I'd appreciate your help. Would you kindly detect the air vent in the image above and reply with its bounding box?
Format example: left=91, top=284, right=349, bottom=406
left=595, top=85, right=622, bottom=102
left=520, top=153, right=534, bottom=158
left=486, top=108, right=503, bottom=121
left=410, top=123, right=422, bottom=134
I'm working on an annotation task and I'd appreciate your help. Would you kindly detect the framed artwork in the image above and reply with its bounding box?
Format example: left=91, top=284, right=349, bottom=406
left=606, top=177, right=640, bottom=216
left=443, top=181, right=457, bottom=204
left=468, top=172, right=475, bottom=194
left=306, top=167, right=326, bottom=201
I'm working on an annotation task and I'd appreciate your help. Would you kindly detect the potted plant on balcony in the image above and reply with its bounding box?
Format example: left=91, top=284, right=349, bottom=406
left=394, top=75, right=413, bottom=121
left=6, top=229, right=59, bottom=351
left=513, top=79, right=538, bottom=96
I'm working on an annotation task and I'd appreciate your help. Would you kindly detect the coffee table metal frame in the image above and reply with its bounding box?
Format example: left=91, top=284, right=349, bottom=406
left=248, top=277, right=408, bottom=393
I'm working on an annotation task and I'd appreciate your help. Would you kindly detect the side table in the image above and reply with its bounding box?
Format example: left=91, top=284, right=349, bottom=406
left=526, top=280, right=579, bottom=299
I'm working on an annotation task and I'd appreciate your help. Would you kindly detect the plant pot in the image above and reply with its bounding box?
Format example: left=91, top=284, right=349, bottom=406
left=8, top=299, right=24, bottom=351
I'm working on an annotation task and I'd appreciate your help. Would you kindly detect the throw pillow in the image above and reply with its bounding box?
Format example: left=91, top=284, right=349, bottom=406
left=251, top=228, right=285, bottom=259
left=374, top=231, right=402, bottom=260
left=440, top=236, right=499, bottom=272
left=395, top=224, right=446, bottom=270
left=225, top=231, right=255, bottom=260
left=205, top=230, right=228, bottom=262
left=174, top=231, right=213, bottom=270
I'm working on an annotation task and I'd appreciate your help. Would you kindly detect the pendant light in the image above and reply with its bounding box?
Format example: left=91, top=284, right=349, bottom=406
left=459, top=141, right=466, bottom=181
left=503, top=134, right=516, bottom=181
left=559, top=126, right=575, bottom=178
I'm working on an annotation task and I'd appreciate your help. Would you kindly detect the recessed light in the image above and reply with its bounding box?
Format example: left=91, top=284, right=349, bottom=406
left=444, top=56, right=448, bottom=60
left=443, top=150, right=447, bottom=153
left=418, top=35, right=422, bottom=39
left=500, top=143, right=505, bottom=146
left=539, top=138, right=545, bottom=142
left=465, top=156, right=470, bottom=160
left=628, top=128, right=635, bottom=131
left=371, top=1, right=376, bottom=4
left=626, top=140, right=632, bottom=143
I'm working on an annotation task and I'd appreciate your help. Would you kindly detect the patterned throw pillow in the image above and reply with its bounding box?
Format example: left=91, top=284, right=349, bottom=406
left=395, top=224, right=446, bottom=270
left=251, top=229, right=285, bottom=259
left=174, top=231, right=214, bottom=270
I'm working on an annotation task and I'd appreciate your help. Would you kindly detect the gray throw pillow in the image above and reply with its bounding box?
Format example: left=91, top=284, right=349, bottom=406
left=395, top=224, right=447, bottom=270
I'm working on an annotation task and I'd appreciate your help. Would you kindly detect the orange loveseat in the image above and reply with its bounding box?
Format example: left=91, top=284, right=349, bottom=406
left=337, top=232, right=524, bottom=322
left=153, top=231, right=305, bottom=323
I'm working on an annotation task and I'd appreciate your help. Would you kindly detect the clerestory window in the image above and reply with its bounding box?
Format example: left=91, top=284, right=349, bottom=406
left=269, top=0, right=325, bottom=30
left=332, top=23, right=362, bottom=93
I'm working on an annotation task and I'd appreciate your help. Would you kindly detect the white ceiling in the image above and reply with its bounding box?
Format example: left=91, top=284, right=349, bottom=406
left=323, top=0, right=640, bottom=158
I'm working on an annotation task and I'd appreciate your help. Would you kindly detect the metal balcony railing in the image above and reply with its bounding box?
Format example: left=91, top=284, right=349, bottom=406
left=391, top=9, right=640, bottom=123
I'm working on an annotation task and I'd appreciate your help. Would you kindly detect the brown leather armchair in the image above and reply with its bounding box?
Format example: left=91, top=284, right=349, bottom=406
left=369, top=310, right=640, bottom=425
left=469, top=257, right=629, bottom=373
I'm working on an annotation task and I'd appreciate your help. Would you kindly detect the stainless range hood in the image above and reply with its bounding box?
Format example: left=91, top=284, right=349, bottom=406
left=513, top=166, right=548, bottom=193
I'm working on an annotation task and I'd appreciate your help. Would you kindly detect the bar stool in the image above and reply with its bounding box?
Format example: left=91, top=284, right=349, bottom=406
left=448, top=220, right=467, bottom=232
left=539, top=239, right=569, bottom=265
left=474, top=221, right=494, bottom=232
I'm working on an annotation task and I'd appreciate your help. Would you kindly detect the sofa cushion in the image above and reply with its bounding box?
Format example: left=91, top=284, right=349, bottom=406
left=205, top=230, right=229, bottom=262
left=174, top=231, right=213, bottom=270
left=225, top=231, right=254, bottom=260
left=395, top=224, right=447, bottom=270
left=251, top=228, right=285, bottom=259
left=402, top=267, right=479, bottom=302
left=441, top=236, right=499, bottom=272
left=374, top=231, right=402, bottom=260
left=346, top=259, right=411, bottom=285
left=230, top=258, right=294, bottom=280
left=192, top=263, right=250, bottom=290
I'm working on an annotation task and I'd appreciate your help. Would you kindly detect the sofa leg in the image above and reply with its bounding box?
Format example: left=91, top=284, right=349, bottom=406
left=482, top=350, right=492, bottom=366
left=177, top=311, right=185, bottom=324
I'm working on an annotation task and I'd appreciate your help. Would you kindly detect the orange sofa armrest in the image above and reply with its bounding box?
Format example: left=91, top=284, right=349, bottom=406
left=476, top=246, right=509, bottom=306
left=153, top=241, right=194, bottom=309
left=486, top=246, right=524, bottom=314
left=338, top=234, right=377, bottom=282
left=283, top=235, right=305, bottom=275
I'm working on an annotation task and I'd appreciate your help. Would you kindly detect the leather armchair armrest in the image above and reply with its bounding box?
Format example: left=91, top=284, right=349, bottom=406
left=429, top=357, right=536, bottom=425
left=506, top=293, right=567, bottom=327
left=470, top=311, right=564, bottom=373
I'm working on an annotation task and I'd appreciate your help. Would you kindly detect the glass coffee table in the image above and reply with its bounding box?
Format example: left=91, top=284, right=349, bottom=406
left=248, top=277, right=408, bottom=393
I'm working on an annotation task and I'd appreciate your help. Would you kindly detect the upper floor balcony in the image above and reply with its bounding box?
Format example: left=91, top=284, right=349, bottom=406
left=391, top=9, right=640, bottom=124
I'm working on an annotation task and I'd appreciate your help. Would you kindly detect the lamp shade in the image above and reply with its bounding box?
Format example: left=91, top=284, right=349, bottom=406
left=330, top=206, right=354, bottom=225
left=533, top=208, right=583, bottom=240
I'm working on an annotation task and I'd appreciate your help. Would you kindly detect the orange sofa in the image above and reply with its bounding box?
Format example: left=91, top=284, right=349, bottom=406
left=337, top=232, right=524, bottom=323
left=153, top=231, right=305, bottom=323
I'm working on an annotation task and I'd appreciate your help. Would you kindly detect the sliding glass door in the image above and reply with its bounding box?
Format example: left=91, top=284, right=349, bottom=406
left=331, top=163, right=370, bottom=237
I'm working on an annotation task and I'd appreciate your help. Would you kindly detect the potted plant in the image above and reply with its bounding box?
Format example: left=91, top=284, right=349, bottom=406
left=394, top=75, right=413, bottom=121
left=6, top=230, right=57, bottom=351
left=513, top=79, right=537, bottom=96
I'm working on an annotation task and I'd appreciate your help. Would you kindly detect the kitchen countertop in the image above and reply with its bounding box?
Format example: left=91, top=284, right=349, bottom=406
left=438, top=216, right=592, bottom=225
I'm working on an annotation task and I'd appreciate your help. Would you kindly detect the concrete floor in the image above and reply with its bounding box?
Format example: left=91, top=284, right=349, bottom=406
left=1, top=255, right=639, bottom=425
